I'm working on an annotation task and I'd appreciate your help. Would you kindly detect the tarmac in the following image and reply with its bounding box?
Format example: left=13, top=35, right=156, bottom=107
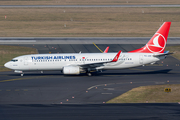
left=0, top=43, right=180, bottom=119
left=0, top=55, right=179, bottom=104
left=0, top=37, right=180, bottom=44
left=1, top=103, right=180, bottom=120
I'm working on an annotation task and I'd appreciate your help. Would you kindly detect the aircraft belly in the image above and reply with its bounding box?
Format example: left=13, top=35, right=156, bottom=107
left=28, top=62, right=63, bottom=71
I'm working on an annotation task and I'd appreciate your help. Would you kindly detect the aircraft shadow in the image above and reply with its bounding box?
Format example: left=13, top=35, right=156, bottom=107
left=7, top=69, right=172, bottom=77
left=94, top=69, right=173, bottom=76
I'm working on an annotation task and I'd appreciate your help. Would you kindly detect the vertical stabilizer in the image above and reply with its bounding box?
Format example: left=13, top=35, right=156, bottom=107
left=129, top=22, right=171, bottom=53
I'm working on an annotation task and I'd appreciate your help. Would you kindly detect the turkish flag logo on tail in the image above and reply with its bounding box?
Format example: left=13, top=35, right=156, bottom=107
left=146, top=33, right=166, bottom=53
left=129, top=22, right=171, bottom=53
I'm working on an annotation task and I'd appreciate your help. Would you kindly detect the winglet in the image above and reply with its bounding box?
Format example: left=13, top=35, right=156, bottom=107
left=111, top=51, right=121, bottom=62
left=103, top=46, right=109, bottom=53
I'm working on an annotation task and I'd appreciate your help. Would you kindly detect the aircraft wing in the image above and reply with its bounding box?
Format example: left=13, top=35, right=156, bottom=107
left=78, top=51, right=121, bottom=68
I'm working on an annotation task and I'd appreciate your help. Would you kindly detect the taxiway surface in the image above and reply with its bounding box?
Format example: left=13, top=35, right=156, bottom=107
left=1, top=103, right=180, bottom=120
left=0, top=44, right=180, bottom=104
left=0, top=37, right=180, bottom=44
left=1, top=43, right=180, bottom=119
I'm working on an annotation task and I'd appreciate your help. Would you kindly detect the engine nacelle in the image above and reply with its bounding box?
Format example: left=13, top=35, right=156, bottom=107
left=63, top=66, right=80, bottom=75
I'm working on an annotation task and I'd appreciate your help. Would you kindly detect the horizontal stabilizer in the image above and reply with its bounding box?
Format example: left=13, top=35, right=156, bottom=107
left=153, top=51, right=173, bottom=57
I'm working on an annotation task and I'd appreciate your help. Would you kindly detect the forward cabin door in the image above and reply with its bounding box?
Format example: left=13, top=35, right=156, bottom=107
left=139, top=55, right=143, bottom=64
left=24, top=57, right=28, bottom=65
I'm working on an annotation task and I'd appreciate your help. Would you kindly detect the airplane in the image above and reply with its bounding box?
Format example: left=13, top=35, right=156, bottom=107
left=4, top=22, right=171, bottom=76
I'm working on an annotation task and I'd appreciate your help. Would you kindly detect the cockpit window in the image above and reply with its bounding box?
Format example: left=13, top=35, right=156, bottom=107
left=11, top=59, right=18, bottom=62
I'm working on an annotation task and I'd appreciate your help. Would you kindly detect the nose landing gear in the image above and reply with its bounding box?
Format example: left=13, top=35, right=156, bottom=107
left=87, top=72, right=92, bottom=76
left=21, top=73, right=24, bottom=76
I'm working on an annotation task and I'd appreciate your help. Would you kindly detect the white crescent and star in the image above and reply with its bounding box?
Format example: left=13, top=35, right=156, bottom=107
left=146, top=33, right=166, bottom=53
left=150, top=35, right=164, bottom=48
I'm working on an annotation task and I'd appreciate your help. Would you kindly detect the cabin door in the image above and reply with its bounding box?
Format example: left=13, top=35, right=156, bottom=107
left=139, top=55, right=143, bottom=64
left=24, top=57, right=28, bottom=65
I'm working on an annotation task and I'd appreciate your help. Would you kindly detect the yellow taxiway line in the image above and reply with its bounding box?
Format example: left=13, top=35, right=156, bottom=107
left=93, top=42, right=103, bottom=53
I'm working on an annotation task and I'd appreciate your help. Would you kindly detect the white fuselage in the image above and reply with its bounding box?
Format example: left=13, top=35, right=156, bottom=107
left=4, top=52, right=164, bottom=72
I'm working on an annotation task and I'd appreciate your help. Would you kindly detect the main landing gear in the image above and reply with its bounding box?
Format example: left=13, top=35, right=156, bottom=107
left=14, top=70, right=24, bottom=76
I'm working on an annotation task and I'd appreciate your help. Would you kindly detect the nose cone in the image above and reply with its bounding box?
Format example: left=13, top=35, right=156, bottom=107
left=4, top=62, right=10, bottom=69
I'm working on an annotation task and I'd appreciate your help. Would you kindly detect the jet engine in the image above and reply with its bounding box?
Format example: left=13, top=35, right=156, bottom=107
left=63, top=66, right=80, bottom=75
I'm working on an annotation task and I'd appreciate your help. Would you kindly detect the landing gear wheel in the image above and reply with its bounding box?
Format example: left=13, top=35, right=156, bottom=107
left=21, top=73, right=24, bottom=77
left=87, top=73, right=92, bottom=76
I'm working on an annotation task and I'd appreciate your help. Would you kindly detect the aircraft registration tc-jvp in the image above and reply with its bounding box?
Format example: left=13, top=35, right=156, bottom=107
left=4, top=22, right=171, bottom=76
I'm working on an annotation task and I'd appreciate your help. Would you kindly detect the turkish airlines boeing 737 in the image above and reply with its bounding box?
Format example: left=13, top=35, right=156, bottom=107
left=4, top=22, right=171, bottom=76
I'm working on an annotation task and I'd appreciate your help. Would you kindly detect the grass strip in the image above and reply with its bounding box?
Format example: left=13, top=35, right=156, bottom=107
left=0, top=7, right=180, bottom=37
left=107, top=84, right=180, bottom=103
left=166, top=45, right=180, bottom=60
left=0, top=0, right=180, bottom=5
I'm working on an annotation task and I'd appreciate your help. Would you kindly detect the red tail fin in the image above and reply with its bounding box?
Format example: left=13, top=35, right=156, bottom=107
left=129, top=22, right=171, bottom=53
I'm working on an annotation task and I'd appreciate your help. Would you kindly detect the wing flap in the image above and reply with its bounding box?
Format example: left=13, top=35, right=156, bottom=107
left=79, top=51, right=121, bottom=68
